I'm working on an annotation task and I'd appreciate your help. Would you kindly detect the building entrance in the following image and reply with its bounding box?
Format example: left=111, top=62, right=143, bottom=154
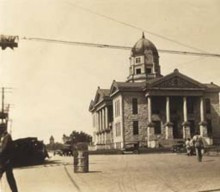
left=189, top=120, right=195, bottom=137
left=172, top=120, right=182, bottom=139
left=170, top=97, right=183, bottom=139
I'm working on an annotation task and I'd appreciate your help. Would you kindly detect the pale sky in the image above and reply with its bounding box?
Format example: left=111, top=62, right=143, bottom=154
left=0, top=0, right=220, bottom=143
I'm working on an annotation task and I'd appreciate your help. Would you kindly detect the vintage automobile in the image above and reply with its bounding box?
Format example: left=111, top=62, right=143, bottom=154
left=11, top=137, right=49, bottom=166
left=62, top=144, right=73, bottom=156
left=122, top=142, right=139, bottom=154
left=171, top=140, right=186, bottom=153
left=53, top=148, right=73, bottom=156
left=53, top=149, right=63, bottom=156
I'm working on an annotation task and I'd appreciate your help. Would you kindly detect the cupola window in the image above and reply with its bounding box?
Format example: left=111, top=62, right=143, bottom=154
left=135, top=57, right=141, bottom=63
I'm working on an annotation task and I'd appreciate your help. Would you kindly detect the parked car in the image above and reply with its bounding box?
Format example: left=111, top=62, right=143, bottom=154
left=171, top=140, right=186, bottom=153
left=61, top=144, right=73, bottom=156
left=122, top=142, right=139, bottom=154
left=53, top=149, right=63, bottom=156
left=12, top=137, right=49, bottom=166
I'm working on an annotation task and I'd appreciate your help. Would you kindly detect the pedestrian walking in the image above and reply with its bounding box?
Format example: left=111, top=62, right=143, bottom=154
left=0, top=125, right=18, bottom=192
left=192, top=132, right=204, bottom=162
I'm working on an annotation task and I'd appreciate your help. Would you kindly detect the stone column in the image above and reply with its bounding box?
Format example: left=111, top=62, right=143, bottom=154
left=95, top=112, right=98, bottom=132
left=103, top=109, right=105, bottom=131
left=96, top=134, right=99, bottom=145
left=165, top=97, right=173, bottom=139
left=199, top=97, right=207, bottom=137
left=182, top=97, right=191, bottom=139
left=105, top=107, right=109, bottom=148
left=101, top=109, right=103, bottom=131
left=101, top=109, right=105, bottom=145
left=99, top=110, right=102, bottom=144
left=166, top=96, right=170, bottom=122
left=95, top=112, right=98, bottom=145
left=105, top=107, right=108, bottom=130
left=148, top=97, right=152, bottom=122
left=147, top=122, right=157, bottom=148
left=147, top=97, right=157, bottom=148
left=200, top=97, right=204, bottom=122
left=183, top=97, right=187, bottom=122
left=98, top=111, right=101, bottom=132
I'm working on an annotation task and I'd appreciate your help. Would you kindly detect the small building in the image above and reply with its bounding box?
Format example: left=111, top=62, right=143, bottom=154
left=49, top=136, right=55, bottom=145
left=89, top=34, right=220, bottom=149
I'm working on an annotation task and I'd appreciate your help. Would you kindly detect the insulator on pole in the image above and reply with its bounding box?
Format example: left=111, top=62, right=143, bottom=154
left=0, top=35, right=18, bottom=50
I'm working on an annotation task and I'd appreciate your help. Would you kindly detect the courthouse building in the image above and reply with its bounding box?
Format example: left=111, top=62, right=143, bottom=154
left=89, top=34, right=220, bottom=149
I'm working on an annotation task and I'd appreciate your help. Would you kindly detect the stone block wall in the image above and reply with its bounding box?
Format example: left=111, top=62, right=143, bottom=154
left=122, top=92, right=148, bottom=145
left=205, top=93, right=220, bottom=139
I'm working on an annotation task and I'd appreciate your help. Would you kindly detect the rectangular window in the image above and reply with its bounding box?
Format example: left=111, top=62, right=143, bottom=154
left=153, top=121, right=161, bottom=134
left=146, top=68, right=152, bottom=73
left=136, top=68, right=141, bottom=74
left=207, top=119, right=212, bottom=136
left=115, top=100, right=120, bottom=117
left=133, top=121, right=139, bottom=135
left=136, top=57, right=141, bottom=63
left=115, top=122, right=121, bottom=137
left=132, top=98, right=138, bottom=114
left=205, top=99, right=211, bottom=114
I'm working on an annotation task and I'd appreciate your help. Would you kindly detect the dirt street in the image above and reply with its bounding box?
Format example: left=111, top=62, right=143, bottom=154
left=1, top=153, right=220, bottom=192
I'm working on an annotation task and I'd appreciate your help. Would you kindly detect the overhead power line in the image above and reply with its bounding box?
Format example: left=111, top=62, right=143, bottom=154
left=64, top=1, right=209, bottom=54
left=22, top=37, right=220, bottom=58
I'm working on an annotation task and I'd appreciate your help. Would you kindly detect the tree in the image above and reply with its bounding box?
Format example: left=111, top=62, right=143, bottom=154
left=64, top=131, right=92, bottom=145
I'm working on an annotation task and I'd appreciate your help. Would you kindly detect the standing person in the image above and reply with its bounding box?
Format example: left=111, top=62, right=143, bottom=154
left=185, top=138, right=192, bottom=156
left=0, top=125, right=18, bottom=192
left=192, top=132, right=204, bottom=162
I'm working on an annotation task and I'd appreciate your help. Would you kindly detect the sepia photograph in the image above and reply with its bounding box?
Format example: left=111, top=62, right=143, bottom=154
left=0, top=0, right=220, bottom=191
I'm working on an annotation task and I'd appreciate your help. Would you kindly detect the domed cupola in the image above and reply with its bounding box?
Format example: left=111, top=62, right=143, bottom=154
left=127, top=33, right=161, bottom=82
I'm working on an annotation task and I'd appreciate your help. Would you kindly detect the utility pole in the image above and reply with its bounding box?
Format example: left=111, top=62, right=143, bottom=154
left=0, top=87, right=11, bottom=128
left=2, top=87, right=4, bottom=115
left=0, top=87, right=7, bottom=128
left=0, top=34, right=17, bottom=129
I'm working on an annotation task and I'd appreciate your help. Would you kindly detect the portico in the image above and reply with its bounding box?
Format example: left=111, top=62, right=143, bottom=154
left=147, top=95, right=207, bottom=140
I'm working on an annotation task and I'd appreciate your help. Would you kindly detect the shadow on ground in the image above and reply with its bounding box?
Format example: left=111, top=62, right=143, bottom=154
left=14, top=159, right=70, bottom=169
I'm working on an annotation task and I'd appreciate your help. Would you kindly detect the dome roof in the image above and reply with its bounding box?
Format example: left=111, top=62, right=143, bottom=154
left=131, top=33, right=159, bottom=57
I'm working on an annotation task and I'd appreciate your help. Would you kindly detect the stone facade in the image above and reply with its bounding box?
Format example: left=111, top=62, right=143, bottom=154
left=122, top=92, right=148, bottom=147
